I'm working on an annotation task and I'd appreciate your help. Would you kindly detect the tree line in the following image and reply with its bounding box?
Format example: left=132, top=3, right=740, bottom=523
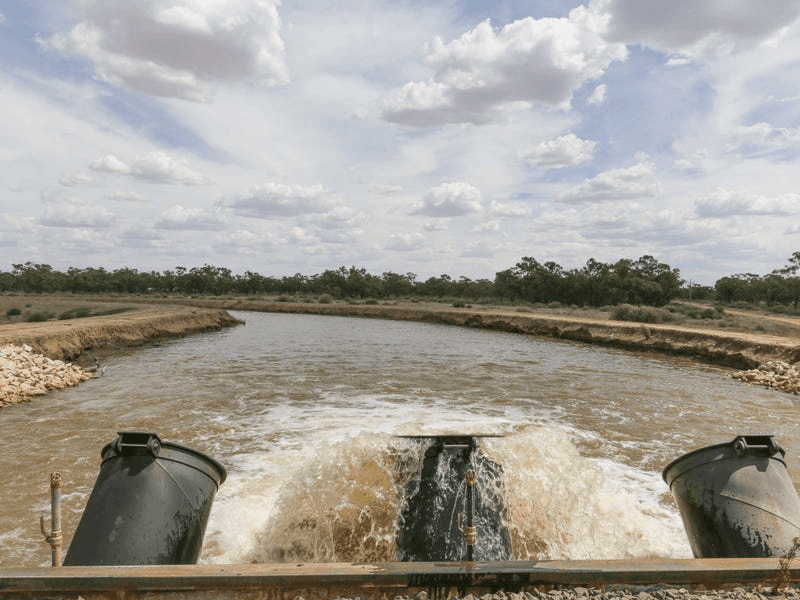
left=1, top=253, right=799, bottom=308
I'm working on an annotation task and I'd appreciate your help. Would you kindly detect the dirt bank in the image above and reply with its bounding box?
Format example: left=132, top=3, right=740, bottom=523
left=0, top=299, right=241, bottom=362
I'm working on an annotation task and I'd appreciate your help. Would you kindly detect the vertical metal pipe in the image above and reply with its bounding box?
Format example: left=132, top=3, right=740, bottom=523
left=464, top=469, right=476, bottom=561
left=48, top=472, right=63, bottom=567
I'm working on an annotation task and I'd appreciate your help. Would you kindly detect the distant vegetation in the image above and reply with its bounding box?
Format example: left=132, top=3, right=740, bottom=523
left=2, top=252, right=800, bottom=312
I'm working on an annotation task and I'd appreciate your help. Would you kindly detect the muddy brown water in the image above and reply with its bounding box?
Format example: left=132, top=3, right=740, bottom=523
left=1, top=311, right=797, bottom=568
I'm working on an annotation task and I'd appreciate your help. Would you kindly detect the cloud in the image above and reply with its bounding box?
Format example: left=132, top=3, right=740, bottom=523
left=598, top=0, right=800, bottom=58
left=40, top=201, right=114, bottom=228
left=587, top=83, right=607, bottom=105
left=106, top=190, right=147, bottom=203
left=42, top=0, right=288, bottom=102
left=519, top=133, right=597, bottom=169
left=154, top=205, right=226, bottom=230
left=725, top=122, right=800, bottom=156
left=129, top=152, right=207, bottom=184
left=89, top=152, right=207, bottom=184
left=226, top=183, right=338, bottom=218
left=59, top=172, right=94, bottom=187
left=488, top=201, right=532, bottom=218
left=412, top=182, right=483, bottom=217
left=559, top=159, right=660, bottom=203
left=382, top=9, right=627, bottom=126
left=0, top=213, right=35, bottom=233
left=299, top=206, right=365, bottom=230
left=89, top=154, right=131, bottom=176
left=385, top=233, right=425, bottom=251
left=695, top=189, right=800, bottom=218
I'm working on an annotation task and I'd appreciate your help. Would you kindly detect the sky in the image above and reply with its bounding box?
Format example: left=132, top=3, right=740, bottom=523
left=3, top=1, right=800, bottom=285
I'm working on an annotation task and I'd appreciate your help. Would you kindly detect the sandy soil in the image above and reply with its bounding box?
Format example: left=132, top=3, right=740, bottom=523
left=0, top=296, right=241, bottom=363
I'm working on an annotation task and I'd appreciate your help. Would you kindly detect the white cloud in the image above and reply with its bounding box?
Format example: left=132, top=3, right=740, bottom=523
left=155, top=205, right=226, bottom=230
left=89, top=154, right=131, bottom=176
left=587, top=83, right=607, bottom=105
left=559, top=159, right=660, bottom=203
left=412, top=182, right=483, bottom=217
left=519, top=134, right=597, bottom=169
left=40, top=201, right=114, bottom=228
left=226, top=183, right=338, bottom=218
left=382, top=9, right=627, bottom=126
left=299, top=206, right=365, bottom=230
left=476, top=220, right=501, bottom=233
left=89, top=152, right=207, bottom=185
left=130, top=152, right=208, bottom=185
left=106, top=190, right=147, bottom=203
left=42, top=0, right=288, bottom=102
left=695, top=189, right=800, bottom=218
left=59, top=172, right=94, bottom=186
left=385, top=232, right=425, bottom=251
left=0, top=213, right=35, bottom=233
left=724, top=122, right=800, bottom=155
left=423, top=220, right=448, bottom=232
left=598, top=0, right=800, bottom=59
left=488, top=201, right=532, bottom=218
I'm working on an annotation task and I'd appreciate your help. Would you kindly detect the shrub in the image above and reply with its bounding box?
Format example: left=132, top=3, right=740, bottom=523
left=93, top=307, right=134, bottom=317
left=277, top=295, right=291, bottom=302
left=452, top=300, right=466, bottom=308
left=610, top=304, right=675, bottom=324
left=6, top=307, right=21, bottom=316
left=58, top=307, right=93, bottom=320
left=365, top=299, right=379, bottom=305
left=319, top=295, right=332, bottom=304
left=25, top=311, right=54, bottom=322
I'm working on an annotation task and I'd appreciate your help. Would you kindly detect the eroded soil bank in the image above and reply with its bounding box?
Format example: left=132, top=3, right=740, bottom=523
left=0, top=302, right=241, bottom=362
left=0, top=300, right=241, bottom=407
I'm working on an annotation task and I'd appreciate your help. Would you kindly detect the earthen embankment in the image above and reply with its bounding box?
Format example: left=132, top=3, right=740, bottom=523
left=0, top=301, right=241, bottom=407
left=0, top=304, right=241, bottom=362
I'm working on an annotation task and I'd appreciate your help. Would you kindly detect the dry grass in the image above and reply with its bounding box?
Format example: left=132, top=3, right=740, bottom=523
left=3, top=292, right=800, bottom=344
left=0, top=295, right=137, bottom=324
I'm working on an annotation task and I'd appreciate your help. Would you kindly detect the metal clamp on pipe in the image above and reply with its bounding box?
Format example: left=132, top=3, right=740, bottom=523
left=111, top=431, right=162, bottom=458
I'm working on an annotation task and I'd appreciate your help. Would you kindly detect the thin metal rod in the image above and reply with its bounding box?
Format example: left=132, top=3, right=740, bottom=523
left=40, top=473, right=63, bottom=567
left=464, top=469, right=476, bottom=561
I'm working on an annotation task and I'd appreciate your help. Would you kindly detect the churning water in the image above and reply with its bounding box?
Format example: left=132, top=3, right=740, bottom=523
left=1, top=311, right=798, bottom=568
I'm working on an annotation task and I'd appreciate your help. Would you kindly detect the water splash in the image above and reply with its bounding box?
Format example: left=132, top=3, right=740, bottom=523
left=238, top=427, right=690, bottom=563
left=245, top=434, right=423, bottom=563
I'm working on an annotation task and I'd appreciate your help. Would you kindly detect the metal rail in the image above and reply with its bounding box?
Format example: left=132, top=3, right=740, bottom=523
left=1, top=558, right=795, bottom=598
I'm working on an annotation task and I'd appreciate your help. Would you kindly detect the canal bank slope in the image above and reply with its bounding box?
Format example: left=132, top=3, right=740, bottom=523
left=0, top=299, right=241, bottom=406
